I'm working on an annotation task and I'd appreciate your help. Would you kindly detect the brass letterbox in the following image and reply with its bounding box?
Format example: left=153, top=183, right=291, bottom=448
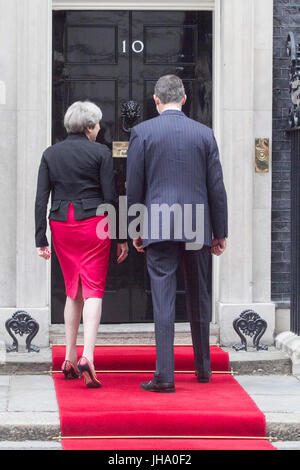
left=113, top=141, right=129, bottom=158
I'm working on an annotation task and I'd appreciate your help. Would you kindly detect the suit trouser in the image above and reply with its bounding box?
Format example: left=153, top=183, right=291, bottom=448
left=145, top=241, right=211, bottom=383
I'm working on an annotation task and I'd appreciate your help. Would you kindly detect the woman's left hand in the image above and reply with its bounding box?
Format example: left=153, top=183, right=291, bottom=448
left=37, top=246, right=51, bottom=260
left=117, top=242, right=129, bottom=264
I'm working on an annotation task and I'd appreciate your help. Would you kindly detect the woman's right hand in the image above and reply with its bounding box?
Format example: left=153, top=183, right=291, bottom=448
left=117, top=242, right=129, bottom=264
left=37, top=246, right=51, bottom=260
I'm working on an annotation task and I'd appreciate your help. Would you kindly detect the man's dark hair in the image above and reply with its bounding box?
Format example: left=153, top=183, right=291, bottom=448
left=154, top=75, right=185, bottom=104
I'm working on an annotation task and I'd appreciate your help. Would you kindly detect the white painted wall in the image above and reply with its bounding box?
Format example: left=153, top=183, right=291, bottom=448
left=0, top=0, right=51, bottom=347
left=216, top=0, right=275, bottom=345
left=0, top=0, right=18, bottom=307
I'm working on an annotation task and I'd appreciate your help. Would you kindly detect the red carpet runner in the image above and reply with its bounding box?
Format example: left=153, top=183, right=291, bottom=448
left=51, top=345, right=275, bottom=451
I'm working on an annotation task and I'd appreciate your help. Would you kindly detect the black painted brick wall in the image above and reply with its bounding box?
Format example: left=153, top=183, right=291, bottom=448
left=272, top=0, right=300, bottom=305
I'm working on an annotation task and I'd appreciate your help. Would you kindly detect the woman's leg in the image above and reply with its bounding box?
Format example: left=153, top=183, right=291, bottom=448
left=64, top=276, right=84, bottom=365
left=82, top=297, right=103, bottom=366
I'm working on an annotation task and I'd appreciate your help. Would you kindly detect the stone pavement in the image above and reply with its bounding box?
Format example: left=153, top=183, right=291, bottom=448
left=0, top=354, right=300, bottom=450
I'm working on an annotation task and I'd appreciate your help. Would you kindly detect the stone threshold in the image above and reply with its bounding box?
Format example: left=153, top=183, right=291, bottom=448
left=0, top=412, right=60, bottom=441
left=0, top=440, right=299, bottom=450
left=0, top=411, right=299, bottom=443
left=49, top=322, right=219, bottom=345
left=0, top=323, right=292, bottom=376
left=225, top=347, right=292, bottom=376
left=267, top=413, right=300, bottom=442
left=0, top=440, right=62, bottom=450
left=0, top=346, right=292, bottom=376
left=275, top=332, right=300, bottom=376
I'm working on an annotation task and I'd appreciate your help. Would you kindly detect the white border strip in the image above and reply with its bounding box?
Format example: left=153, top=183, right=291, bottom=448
left=52, top=1, right=214, bottom=10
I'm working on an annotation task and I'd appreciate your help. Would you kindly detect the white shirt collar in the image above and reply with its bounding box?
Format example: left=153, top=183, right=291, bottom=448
left=161, top=106, right=182, bottom=113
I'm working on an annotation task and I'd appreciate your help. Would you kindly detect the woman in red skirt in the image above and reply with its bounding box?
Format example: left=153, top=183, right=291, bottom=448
left=34, top=101, right=128, bottom=388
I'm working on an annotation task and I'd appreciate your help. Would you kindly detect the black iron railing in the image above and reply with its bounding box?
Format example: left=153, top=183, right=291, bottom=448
left=286, top=32, right=300, bottom=336
left=289, top=128, right=300, bottom=336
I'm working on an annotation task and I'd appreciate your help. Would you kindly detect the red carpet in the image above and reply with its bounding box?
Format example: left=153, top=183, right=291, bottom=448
left=51, top=345, right=275, bottom=451
left=52, top=345, right=229, bottom=372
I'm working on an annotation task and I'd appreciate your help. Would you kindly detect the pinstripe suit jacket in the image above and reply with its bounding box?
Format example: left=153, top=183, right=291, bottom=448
left=126, top=109, right=228, bottom=248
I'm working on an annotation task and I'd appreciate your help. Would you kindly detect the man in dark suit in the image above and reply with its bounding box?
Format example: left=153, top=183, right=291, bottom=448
left=126, top=75, right=228, bottom=393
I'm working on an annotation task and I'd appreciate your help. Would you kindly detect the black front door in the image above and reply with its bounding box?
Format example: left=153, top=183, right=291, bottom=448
left=51, top=10, right=213, bottom=324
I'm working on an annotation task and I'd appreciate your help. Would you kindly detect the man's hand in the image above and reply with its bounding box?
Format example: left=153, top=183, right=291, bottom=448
left=211, top=238, right=227, bottom=256
left=117, top=242, right=129, bottom=264
left=133, top=237, right=144, bottom=253
left=37, top=246, right=51, bottom=260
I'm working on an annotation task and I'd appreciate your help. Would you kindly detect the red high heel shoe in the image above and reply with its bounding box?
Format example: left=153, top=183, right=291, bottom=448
left=77, top=357, right=102, bottom=389
left=61, top=360, right=80, bottom=380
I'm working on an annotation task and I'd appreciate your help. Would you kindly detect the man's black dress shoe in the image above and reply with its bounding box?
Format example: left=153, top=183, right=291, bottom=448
left=195, top=371, right=212, bottom=383
left=140, top=379, right=176, bottom=393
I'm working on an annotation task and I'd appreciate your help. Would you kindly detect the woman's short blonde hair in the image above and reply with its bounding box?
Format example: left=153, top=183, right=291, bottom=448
left=64, top=101, right=103, bottom=134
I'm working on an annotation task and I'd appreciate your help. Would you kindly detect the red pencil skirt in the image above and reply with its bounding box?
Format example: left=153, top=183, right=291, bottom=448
left=49, top=202, right=111, bottom=300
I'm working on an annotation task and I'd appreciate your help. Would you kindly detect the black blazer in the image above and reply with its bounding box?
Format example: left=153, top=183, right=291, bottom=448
left=126, top=109, right=228, bottom=248
left=35, top=133, right=125, bottom=247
